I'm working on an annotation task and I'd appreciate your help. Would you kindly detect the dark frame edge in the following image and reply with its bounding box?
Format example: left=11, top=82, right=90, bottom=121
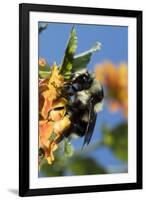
left=19, top=3, right=30, bottom=197
left=19, top=3, right=142, bottom=17
left=136, top=11, right=143, bottom=189
left=23, top=182, right=141, bottom=197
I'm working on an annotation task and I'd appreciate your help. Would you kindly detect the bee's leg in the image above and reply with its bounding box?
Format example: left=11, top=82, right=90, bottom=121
left=69, top=121, right=87, bottom=138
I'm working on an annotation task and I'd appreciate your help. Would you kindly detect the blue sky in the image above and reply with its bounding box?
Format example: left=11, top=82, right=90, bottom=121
left=39, top=22, right=128, bottom=173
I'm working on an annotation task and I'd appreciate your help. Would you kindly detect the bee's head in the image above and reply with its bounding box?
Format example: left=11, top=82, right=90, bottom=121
left=73, top=71, right=93, bottom=90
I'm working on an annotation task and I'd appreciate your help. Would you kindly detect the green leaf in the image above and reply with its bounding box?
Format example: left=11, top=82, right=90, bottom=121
left=72, top=42, right=101, bottom=71
left=39, top=70, right=50, bottom=79
left=69, top=156, right=106, bottom=175
left=64, top=139, right=74, bottom=158
left=59, top=26, right=78, bottom=79
left=103, top=123, right=128, bottom=162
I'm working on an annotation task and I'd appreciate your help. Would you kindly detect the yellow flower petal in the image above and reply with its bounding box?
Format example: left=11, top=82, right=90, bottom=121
left=52, top=98, right=68, bottom=108
left=54, top=115, right=71, bottom=134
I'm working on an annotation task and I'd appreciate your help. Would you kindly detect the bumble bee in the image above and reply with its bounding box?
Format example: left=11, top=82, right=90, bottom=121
left=59, top=70, right=104, bottom=147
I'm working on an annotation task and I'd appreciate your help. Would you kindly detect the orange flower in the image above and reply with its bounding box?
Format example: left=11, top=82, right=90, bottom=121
left=39, top=58, right=47, bottom=68
left=39, top=64, right=71, bottom=165
left=39, top=116, right=71, bottom=164
left=95, top=62, right=128, bottom=117
left=40, top=64, right=64, bottom=119
left=39, top=120, right=54, bottom=148
left=39, top=120, right=59, bottom=164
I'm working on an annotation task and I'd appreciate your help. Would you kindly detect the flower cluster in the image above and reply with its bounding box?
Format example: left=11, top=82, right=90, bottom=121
left=39, top=64, right=71, bottom=164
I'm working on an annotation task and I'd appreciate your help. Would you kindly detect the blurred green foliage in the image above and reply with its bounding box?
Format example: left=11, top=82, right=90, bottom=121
left=40, top=151, right=106, bottom=177
left=68, top=156, right=106, bottom=175
left=39, top=123, right=127, bottom=177
left=103, top=123, right=128, bottom=162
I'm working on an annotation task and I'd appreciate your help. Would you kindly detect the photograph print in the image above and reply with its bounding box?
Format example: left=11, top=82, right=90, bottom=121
left=38, top=22, right=128, bottom=177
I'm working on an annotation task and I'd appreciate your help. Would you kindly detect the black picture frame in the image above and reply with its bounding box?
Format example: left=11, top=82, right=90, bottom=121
left=19, top=3, right=143, bottom=197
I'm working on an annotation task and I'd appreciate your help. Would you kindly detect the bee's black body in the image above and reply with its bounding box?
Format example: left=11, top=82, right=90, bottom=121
left=60, top=71, right=104, bottom=147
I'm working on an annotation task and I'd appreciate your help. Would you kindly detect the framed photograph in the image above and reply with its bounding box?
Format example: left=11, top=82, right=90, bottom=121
left=19, top=3, right=142, bottom=197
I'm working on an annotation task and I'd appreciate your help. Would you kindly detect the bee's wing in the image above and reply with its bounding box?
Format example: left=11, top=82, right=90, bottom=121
left=82, top=98, right=97, bottom=147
